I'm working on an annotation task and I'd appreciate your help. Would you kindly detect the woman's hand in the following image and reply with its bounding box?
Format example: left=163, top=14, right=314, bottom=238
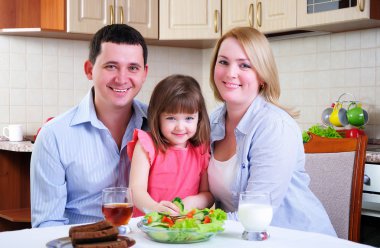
left=153, top=200, right=180, bottom=215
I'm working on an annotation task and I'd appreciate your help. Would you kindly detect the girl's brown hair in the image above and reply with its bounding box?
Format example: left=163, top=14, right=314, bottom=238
left=148, top=74, right=210, bottom=152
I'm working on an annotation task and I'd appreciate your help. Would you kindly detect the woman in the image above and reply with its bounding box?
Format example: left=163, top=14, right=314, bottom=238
left=207, top=26, right=336, bottom=236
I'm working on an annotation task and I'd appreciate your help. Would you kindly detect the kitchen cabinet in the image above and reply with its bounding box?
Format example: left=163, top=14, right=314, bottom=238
left=0, top=149, right=31, bottom=231
left=222, top=0, right=297, bottom=34
left=67, top=0, right=158, bottom=39
left=0, top=0, right=65, bottom=31
left=159, top=0, right=221, bottom=40
left=297, top=0, right=380, bottom=32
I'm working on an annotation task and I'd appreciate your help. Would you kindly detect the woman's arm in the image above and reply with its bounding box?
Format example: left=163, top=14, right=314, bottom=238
left=245, top=120, right=300, bottom=209
left=129, top=141, right=179, bottom=214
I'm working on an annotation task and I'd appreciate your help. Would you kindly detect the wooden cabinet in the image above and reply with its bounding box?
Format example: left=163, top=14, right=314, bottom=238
left=297, top=0, right=380, bottom=32
left=0, top=150, right=31, bottom=231
left=222, top=0, right=254, bottom=33
left=222, top=0, right=297, bottom=34
left=159, top=0, right=221, bottom=40
left=122, top=0, right=158, bottom=39
left=0, top=0, right=65, bottom=31
left=255, top=0, right=297, bottom=33
left=67, top=0, right=158, bottom=39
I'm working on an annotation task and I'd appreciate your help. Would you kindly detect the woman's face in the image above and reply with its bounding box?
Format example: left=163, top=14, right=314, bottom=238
left=214, top=37, right=262, bottom=107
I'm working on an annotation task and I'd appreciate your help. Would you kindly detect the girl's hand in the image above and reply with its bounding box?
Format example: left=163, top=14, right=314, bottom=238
left=154, top=200, right=180, bottom=215
left=182, top=195, right=197, bottom=210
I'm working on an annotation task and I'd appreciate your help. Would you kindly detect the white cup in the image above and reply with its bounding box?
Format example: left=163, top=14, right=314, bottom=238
left=3, top=124, right=24, bottom=142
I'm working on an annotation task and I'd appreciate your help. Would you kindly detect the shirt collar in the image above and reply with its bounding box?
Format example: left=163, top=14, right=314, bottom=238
left=70, top=87, right=148, bottom=130
left=213, top=95, right=267, bottom=135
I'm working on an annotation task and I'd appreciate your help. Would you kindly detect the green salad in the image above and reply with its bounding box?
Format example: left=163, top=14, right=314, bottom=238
left=303, top=124, right=342, bottom=143
left=139, top=197, right=227, bottom=243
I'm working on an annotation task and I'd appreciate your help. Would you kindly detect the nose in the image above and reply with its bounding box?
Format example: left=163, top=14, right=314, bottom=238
left=226, top=64, right=238, bottom=79
left=174, top=120, right=184, bottom=131
left=114, top=68, right=128, bottom=84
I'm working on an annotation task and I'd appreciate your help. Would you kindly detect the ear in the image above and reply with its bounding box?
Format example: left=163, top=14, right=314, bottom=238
left=142, top=64, right=149, bottom=82
left=84, top=60, right=94, bottom=80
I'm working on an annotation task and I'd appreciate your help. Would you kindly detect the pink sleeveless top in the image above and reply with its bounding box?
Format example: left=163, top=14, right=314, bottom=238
left=127, top=129, right=210, bottom=217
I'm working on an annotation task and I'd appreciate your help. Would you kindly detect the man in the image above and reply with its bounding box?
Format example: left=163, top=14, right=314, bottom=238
left=30, top=24, right=149, bottom=227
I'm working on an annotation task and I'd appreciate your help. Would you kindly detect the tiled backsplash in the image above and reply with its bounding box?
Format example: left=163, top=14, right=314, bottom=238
left=1, top=27, right=380, bottom=139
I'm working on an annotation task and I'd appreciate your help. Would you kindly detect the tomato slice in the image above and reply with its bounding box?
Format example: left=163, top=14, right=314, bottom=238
left=203, top=216, right=211, bottom=224
left=162, top=216, right=174, bottom=227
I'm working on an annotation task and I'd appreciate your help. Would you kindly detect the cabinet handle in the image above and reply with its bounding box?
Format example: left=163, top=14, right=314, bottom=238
left=256, top=1, right=262, bottom=27
left=120, top=6, right=124, bottom=23
left=358, top=0, right=365, bottom=12
left=214, top=10, right=219, bottom=33
left=248, top=3, right=254, bottom=27
left=363, top=174, right=371, bottom=186
left=110, top=5, right=115, bottom=24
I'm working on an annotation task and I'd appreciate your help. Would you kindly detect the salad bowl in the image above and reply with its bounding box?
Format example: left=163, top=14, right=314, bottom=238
left=137, top=219, right=217, bottom=243
left=137, top=198, right=226, bottom=243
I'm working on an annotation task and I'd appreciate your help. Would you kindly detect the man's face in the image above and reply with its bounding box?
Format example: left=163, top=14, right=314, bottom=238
left=85, top=42, right=148, bottom=112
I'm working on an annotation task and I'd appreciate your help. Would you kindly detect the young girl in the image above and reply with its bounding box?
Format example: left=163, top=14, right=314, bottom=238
left=127, top=74, right=213, bottom=217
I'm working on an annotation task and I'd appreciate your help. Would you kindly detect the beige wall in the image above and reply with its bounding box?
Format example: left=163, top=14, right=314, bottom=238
left=1, top=27, right=380, bottom=139
left=0, top=37, right=203, bottom=135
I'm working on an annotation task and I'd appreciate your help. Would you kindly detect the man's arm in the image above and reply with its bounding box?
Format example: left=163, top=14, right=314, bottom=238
left=30, top=127, right=68, bottom=227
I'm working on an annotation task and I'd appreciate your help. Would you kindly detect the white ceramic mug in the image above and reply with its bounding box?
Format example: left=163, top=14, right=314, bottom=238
left=3, top=124, right=24, bottom=141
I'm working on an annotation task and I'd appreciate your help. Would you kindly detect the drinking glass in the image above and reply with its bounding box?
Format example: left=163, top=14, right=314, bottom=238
left=238, top=191, right=273, bottom=241
left=102, top=187, right=133, bottom=234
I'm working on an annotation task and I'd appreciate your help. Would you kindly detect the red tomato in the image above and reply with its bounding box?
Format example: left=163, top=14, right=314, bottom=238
left=162, top=216, right=174, bottom=227
left=203, top=216, right=211, bottom=224
left=345, top=128, right=365, bottom=138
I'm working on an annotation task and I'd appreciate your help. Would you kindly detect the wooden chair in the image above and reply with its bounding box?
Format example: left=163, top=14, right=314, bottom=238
left=304, top=132, right=368, bottom=242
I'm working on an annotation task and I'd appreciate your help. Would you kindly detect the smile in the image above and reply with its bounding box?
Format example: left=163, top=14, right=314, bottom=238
left=109, top=86, right=132, bottom=92
left=224, top=82, right=241, bottom=88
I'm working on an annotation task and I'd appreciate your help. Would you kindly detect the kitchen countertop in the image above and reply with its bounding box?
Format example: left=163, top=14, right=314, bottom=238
left=0, top=136, right=33, bottom=152
left=0, top=136, right=380, bottom=163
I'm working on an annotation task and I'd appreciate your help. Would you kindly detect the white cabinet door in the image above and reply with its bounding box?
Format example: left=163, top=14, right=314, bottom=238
left=67, top=0, right=113, bottom=34
left=222, top=0, right=255, bottom=34
left=159, top=0, right=221, bottom=40
left=118, top=0, right=158, bottom=39
left=297, top=0, right=370, bottom=28
left=255, top=0, right=297, bottom=33
left=222, top=0, right=297, bottom=34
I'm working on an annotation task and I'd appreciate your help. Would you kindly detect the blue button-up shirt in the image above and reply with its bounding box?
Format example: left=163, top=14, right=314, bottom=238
left=209, top=95, right=336, bottom=236
left=30, top=88, right=148, bottom=227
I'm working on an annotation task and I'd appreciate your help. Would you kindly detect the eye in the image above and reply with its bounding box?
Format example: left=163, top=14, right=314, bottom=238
left=217, top=59, right=228, bottom=65
left=185, top=116, right=195, bottom=121
left=240, top=63, right=251, bottom=69
left=165, top=116, right=175, bottom=121
left=129, top=65, right=141, bottom=72
left=105, top=64, right=117, bottom=70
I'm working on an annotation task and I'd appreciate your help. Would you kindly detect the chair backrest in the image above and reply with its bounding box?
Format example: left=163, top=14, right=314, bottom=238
left=304, top=132, right=367, bottom=242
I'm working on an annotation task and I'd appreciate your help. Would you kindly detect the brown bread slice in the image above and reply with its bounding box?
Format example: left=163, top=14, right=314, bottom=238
left=74, top=239, right=128, bottom=248
left=69, top=221, right=114, bottom=237
left=71, top=226, right=119, bottom=245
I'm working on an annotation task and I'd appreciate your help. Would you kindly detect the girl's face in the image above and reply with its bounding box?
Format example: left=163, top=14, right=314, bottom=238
left=159, top=112, right=199, bottom=148
left=214, top=37, right=262, bottom=107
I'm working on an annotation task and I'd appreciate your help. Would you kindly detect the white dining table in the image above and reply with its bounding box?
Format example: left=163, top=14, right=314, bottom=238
left=0, top=217, right=374, bottom=248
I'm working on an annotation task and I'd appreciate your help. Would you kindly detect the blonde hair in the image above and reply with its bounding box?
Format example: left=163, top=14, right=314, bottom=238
left=209, top=27, right=299, bottom=118
left=148, top=74, right=210, bottom=152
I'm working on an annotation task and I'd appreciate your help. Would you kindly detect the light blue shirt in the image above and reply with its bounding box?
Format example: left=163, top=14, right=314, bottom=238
left=209, top=95, right=336, bottom=236
left=30, top=88, right=148, bottom=228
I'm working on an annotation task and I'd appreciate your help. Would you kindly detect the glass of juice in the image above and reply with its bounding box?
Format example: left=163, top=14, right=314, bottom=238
left=102, top=187, right=133, bottom=234
left=238, top=191, right=273, bottom=241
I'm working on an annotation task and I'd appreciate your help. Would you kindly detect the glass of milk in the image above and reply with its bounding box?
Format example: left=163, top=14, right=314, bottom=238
left=238, top=192, right=273, bottom=241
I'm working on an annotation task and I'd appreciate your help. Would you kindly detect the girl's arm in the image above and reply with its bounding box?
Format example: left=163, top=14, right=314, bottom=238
left=129, top=141, right=179, bottom=214
left=182, top=172, right=214, bottom=210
